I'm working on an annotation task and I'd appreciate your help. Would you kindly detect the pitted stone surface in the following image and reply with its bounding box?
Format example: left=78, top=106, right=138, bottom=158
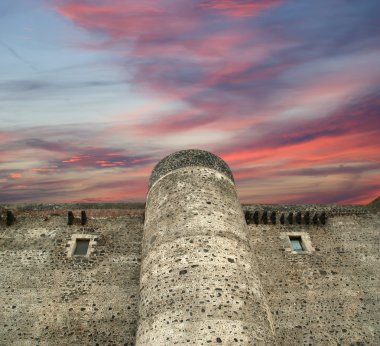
left=138, top=165, right=275, bottom=345
left=0, top=201, right=379, bottom=345
left=149, top=149, right=234, bottom=189
left=0, top=207, right=144, bottom=345
left=248, top=212, right=380, bottom=345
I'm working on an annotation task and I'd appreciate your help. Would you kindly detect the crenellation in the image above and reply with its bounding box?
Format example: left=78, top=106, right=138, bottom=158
left=67, top=210, right=74, bottom=225
left=81, top=210, right=88, bottom=225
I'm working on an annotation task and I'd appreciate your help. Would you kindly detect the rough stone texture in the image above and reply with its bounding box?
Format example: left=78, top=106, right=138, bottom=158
left=138, top=164, right=275, bottom=345
left=149, top=149, right=234, bottom=189
left=0, top=150, right=379, bottom=346
left=245, top=207, right=380, bottom=346
left=1, top=203, right=379, bottom=345
left=0, top=207, right=144, bottom=345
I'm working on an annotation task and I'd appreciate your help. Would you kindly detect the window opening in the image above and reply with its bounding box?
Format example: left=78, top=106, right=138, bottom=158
left=289, top=236, right=303, bottom=252
left=73, top=239, right=90, bottom=256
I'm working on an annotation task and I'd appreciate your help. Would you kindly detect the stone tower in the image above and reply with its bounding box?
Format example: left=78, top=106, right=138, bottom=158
left=137, top=149, right=276, bottom=345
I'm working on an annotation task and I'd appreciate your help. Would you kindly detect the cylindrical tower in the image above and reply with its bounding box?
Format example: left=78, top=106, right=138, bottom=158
left=136, top=149, right=275, bottom=345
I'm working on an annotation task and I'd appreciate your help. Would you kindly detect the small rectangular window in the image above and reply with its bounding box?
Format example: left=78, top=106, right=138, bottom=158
left=289, top=236, right=303, bottom=252
left=73, top=239, right=90, bottom=256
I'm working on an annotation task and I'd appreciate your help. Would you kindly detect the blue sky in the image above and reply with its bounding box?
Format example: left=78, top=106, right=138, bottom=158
left=1, top=0, right=380, bottom=204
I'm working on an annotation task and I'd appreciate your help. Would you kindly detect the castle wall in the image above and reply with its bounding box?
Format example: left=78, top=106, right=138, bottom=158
left=245, top=206, right=380, bottom=345
left=0, top=204, right=379, bottom=345
left=0, top=206, right=144, bottom=346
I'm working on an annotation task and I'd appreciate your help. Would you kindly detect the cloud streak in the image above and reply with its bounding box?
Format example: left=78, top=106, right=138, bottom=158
left=1, top=0, right=380, bottom=204
left=201, top=0, right=281, bottom=17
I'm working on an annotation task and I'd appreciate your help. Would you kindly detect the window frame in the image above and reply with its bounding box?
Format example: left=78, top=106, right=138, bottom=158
left=67, top=234, right=98, bottom=258
left=281, top=232, right=315, bottom=254
left=73, top=239, right=91, bottom=256
left=289, top=236, right=304, bottom=252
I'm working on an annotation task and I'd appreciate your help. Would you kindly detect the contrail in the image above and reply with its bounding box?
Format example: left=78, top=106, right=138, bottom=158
left=0, top=39, right=39, bottom=72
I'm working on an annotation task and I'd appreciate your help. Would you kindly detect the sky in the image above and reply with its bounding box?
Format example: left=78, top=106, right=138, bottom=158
left=1, top=0, right=380, bottom=205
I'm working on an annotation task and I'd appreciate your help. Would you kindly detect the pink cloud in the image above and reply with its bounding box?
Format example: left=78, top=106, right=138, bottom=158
left=200, top=0, right=281, bottom=17
left=56, top=0, right=197, bottom=40
left=9, top=172, right=22, bottom=179
left=62, top=156, right=82, bottom=163
left=3, top=1, right=377, bottom=205
left=0, top=131, right=11, bottom=144
left=30, top=167, right=59, bottom=174
left=217, top=93, right=380, bottom=204
left=52, top=0, right=299, bottom=144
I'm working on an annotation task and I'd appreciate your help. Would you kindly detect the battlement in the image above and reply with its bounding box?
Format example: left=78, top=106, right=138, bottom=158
left=0, top=200, right=374, bottom=228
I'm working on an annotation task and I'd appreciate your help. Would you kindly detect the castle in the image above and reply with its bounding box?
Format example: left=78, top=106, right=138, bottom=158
left=1, top=150, right=379, bottom=345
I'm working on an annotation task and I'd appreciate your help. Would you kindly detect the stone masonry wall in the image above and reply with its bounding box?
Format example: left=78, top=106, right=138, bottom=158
left=138, top=166, right=275, bottom=345
left=244, top=205, right=380, bottom=346
left=0, top=205, right=144, bottom=346
left=0, top=202, right=379, bottom=345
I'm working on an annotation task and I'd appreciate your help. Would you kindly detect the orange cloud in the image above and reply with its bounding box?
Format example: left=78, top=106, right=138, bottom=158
left=62, top=156, right=82, bottom=163
left=9, top=172, right=22, bottom=179
left=2, top=0, right=378, bottom=205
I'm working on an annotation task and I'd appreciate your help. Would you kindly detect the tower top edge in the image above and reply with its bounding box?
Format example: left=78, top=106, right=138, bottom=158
left=148, top=149, right=234, bottom=189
